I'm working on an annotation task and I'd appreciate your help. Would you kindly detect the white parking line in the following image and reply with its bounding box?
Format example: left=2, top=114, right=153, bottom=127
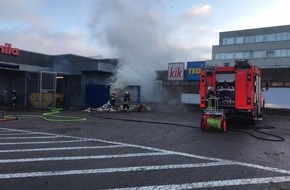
left=0, top=127, right=290, bottom=188
left=0, top=132, right=45, bottom=136
left=0, top=139, right=87, bottom=145
left=0, top=161, right=233, bottom=179
left=0, top=136, right=61, bottom=140
left=0, top=145, right=126, bottom=153
left=106, top=176, right=290, bottom=190
left=0, top=152, right=170, bottom=163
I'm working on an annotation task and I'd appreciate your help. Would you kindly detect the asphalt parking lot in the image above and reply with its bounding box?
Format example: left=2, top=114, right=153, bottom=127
left=0, top=107, right=290, bottom=190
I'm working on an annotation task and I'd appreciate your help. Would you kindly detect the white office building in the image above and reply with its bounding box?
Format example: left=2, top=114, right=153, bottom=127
left=207, top=25, right=290, bottom=68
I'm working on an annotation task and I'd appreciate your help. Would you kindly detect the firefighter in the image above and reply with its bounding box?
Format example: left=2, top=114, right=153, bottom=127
left=11, top=90, right=17, bottom=107
left=123, top=91, right=131, bottom=111
left=109, top=92, right=116, bottom=108
left=206, top=86, right=215, bottom=98
left=206, top=86, right=217, bottom=108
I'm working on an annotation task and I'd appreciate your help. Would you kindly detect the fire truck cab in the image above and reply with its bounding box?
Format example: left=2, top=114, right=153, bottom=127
left=200, top=60, right=266, bottom=131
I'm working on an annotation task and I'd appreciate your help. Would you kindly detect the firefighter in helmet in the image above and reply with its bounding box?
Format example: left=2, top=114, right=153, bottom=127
left=110, top=92, right=116, bottom=108
left=206, top=86, right=217, bottom=108
left=123, top=91, right=131, bottom=111
left=11, top=90, right=17, bottom=107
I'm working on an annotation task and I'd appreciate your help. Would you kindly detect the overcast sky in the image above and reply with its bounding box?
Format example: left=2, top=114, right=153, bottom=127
left=1, top=0, right=290, bottom=69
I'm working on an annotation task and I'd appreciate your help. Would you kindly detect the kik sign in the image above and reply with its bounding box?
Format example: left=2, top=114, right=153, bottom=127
left=186, top=61, right=205, bottom=81
left=168, top=62, right=184, bottom=80
left=0, top=43, right=19, bottom=56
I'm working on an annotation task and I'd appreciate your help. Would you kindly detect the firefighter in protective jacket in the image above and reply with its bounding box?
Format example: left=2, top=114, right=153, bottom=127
left=11, top=90, right=17, bottom=107
left=123, top=91, right=131, bottom=111
left=110, top=93, right=116, bottom=108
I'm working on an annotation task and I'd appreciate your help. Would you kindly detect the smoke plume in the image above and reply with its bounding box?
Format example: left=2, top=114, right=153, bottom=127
left=89, top=0, right=195, bottom=102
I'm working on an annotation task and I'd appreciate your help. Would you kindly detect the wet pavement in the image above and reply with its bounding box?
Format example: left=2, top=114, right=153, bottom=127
left=0, top=108, right=289, bottom=190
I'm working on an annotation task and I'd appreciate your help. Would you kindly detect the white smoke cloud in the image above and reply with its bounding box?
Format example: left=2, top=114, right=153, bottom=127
left=89, top=0, right=212, bottom=102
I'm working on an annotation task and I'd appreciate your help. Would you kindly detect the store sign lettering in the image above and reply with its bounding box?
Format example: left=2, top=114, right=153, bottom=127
left=188, top=68, right=201, bottom=74
left=0, top=43, right=19, bottom=56
left=168, top=62, right=184, bottom=80
left=186, top=61, right=205, bottom=81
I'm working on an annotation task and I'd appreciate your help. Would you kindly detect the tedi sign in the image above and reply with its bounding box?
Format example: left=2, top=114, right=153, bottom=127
left=0, top=43, right=19, bottom=56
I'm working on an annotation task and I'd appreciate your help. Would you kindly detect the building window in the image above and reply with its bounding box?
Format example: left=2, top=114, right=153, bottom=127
left=236, top=37, right=244, bottom=44
left=266, top=50, right=275, bottom=57
left=255, top=35, right=264, bottom=42
left=275, top=49, right=290, bottom=57
left=215, top=53, right=221, bottom=60
left=280, top=49, right=288, bottom=57
left=222, top=38, right=226, bottom=45
left=225, top=53, right=234, bottom=59
left=245, top=36, right=255, bottom=43
left=235, top=52, right=244, bottom=59
left=220, top=53, right=226, bottom=59
left=226, top=38, right=234, bottom=45
left=253, top=51, right=265, bottom=58
left=266, top=34, right=276, bottom=41
left=276, top=32, right=287, bottom=41
left=244, top=52, right=251, bottom=59
left=276, top=50, right=281, bottom=57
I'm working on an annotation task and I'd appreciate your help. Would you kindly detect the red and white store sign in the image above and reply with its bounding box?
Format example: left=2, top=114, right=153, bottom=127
left=0, top=43, right=19, bottom=56
left=168, top=62, right=184, bottom=80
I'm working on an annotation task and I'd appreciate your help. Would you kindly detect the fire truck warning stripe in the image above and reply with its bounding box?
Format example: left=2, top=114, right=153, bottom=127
left=106, top=176, right=290, bottom=190
left=0, top=162, right=233, bottom=179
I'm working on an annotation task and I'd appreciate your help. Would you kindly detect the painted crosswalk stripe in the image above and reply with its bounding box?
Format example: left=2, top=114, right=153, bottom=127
left=0, top=145, right=126, bottom=153
left=0, top=152, right=171, bottom=163
left=0, top=161, right=232, bottom=179
left=106, top=176, right=290, bottom=189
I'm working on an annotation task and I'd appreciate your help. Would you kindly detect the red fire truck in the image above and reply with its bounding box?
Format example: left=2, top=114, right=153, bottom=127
left=200, top=60, right=267, bottom=132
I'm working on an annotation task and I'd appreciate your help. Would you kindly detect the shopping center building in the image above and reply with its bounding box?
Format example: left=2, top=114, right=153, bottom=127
left=0, top=44, right=119, bottom=108
left=1, top=25, right=290, bottom=108
left=158, top=25, right=290, bottom=104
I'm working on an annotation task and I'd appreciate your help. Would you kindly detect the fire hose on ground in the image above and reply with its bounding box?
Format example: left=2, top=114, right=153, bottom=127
left=0, top=108, right=86, bottom=122
left=90, top=112, right=285, bottom=142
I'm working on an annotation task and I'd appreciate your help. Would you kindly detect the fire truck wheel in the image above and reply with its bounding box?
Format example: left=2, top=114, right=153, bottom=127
left=221, top=118, right=227, bottom=133
left=201, top=118, right=208, bottom=132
